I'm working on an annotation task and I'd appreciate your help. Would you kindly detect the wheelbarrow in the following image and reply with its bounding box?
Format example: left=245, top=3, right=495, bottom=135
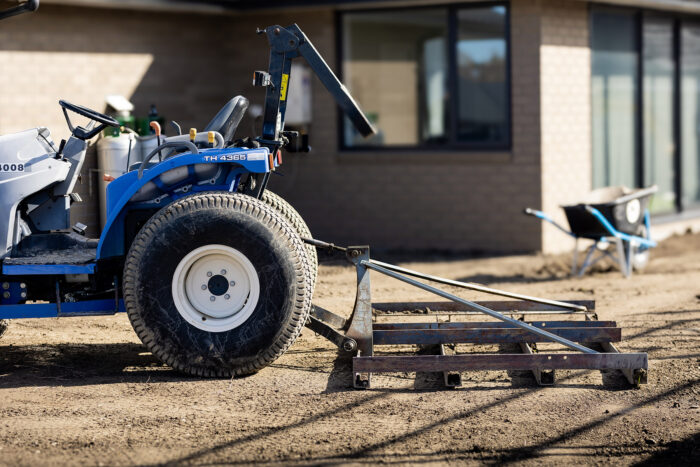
left=525, top=186, right=658, bottom=278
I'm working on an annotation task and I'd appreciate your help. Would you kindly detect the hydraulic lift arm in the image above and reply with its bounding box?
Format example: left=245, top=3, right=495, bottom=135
left=244, top=23, right=376, bottom=197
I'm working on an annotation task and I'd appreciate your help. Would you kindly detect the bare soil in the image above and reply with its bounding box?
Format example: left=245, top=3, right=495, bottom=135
left=1, top=233, right=699, bottom=466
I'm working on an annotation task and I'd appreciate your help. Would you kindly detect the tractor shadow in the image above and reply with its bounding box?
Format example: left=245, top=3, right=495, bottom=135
left=0, top=342, right=188, bottom=388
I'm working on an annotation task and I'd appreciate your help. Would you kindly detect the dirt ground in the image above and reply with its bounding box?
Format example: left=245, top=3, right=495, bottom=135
left=1, top=233, right=699, bottom=466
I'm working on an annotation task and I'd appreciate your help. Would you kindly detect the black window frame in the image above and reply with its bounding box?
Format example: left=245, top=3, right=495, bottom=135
left=591, top=3, right=700, bottom=215
left=336, top=1, right=512, bottom=153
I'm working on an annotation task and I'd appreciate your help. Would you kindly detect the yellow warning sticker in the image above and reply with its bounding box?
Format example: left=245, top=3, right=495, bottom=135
left=280, top=73, right=289, bottom=101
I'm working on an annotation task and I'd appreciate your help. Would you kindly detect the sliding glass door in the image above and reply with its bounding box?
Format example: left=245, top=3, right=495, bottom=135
left=591, top=10, right=638, bottom=189
left=643, top=16, right=675, bottom=213
left=592, top=8, right=700, bottom=216
left=682, top=23, right=700, bottom=209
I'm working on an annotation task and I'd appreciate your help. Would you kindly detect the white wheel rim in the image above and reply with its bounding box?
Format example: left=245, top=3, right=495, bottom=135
left=172, top=244, right=260, bottom=332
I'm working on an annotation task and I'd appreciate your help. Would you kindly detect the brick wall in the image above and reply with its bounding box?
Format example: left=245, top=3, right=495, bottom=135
left=0, top=4, right=239, bottom=236
left=229, top=4, right=543, bottom=253
left=539, top=0, right=592, bottom=253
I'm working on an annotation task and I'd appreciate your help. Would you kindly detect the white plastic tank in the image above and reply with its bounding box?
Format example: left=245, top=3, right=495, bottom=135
left=96, top=133, right=138, bottom=229
left=137, top=134, right=160, bottom=164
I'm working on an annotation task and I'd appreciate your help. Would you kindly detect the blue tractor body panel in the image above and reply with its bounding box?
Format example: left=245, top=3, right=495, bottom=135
left=97, top=147, right=271, bottom=259
left=0, top=146, right=272, bottom=318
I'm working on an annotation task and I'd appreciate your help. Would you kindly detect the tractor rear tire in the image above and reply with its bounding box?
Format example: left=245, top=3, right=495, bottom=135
left=261, top=190, right=318, bottom=289
left=123, top=192, right=312, bottom=377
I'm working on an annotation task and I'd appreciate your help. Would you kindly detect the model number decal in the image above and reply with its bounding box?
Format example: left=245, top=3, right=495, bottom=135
left=0, top=163, right=24, bottom=172
left=203, top=155, right=249, bottom=162
left=202, top=152, right=267, bottom=162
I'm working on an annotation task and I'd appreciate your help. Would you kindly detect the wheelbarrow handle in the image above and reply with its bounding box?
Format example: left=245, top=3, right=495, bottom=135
left=523, top=208, right=576, bottom=238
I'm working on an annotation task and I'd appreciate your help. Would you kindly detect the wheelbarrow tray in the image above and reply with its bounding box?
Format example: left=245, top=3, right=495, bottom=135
left=562, top=186, right=657, bottom=240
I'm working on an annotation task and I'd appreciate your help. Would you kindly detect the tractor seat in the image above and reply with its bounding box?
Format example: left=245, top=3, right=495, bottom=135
left=204, top=96, right=249, bottom=146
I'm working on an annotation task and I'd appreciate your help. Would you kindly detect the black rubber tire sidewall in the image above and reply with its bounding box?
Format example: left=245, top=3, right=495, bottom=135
left=261, top=190, right=318, bottom=288
left=123, top=192, right=311, bottom=377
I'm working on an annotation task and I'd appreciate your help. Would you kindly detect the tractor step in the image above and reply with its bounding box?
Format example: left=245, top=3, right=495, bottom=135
left=3, top=232, right=97, bottom=275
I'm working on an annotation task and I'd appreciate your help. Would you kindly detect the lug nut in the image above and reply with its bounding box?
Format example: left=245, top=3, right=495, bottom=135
left=221, top=269, right=227, bottom=275
left=20, top=292, right=26, bottom=298
left=201, top=285, right=207, bottom=290
left=20, top=283, right=26, bottom=289
left=2, top=282, right=9, bottom=290
left=207, top=271, right=213, bottom=277
left=230, top=281, right=236, bottom=287
left=2, top=291, right=10, bottom=299
left=224, top=294, right=230, bottom=300
left=210, top=296, right=216, bottom=302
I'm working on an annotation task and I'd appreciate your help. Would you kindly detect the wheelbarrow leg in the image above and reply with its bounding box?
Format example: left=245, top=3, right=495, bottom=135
left=616, top=238, right=631, bottom=278
left=571, top=238, right=579, bottom=275
left=579, top=243, right=597, bottom=276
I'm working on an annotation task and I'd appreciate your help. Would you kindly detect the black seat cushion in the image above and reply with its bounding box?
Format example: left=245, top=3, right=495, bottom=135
left=203, top=96, right=249, bottom=145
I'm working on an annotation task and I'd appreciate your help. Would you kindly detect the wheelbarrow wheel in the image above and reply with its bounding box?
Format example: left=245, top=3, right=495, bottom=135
left=123, top=192, right=313, bottom=378
left=628, top=225, right=650, bottom=272
left=261, top=190, right=318, bottom=289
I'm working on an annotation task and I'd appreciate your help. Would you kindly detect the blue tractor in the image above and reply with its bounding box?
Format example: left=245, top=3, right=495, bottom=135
left=0, top=1, right=375, bottom=377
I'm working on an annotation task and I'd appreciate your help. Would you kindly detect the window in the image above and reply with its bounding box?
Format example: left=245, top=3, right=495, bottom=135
left=591, top=9, right=638, bottom=189
left=592, top=8, right=700, bottom=215
left=681, top=23, right=700, bottom=209
left=341, top=4, right=510, bottom=150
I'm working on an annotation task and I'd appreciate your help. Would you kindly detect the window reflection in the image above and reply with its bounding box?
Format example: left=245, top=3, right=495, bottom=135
left=342, top=5, right=510, bottom=148
left=456, top=6, right=508, bottom=145
left=682, top=24, right=700, bottom=208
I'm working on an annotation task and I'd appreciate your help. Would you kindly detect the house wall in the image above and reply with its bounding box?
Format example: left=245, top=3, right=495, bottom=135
left=0, top=1, right=562, bottom=253
left=539, top=0, right=592, bottom=253
left=230, top=3, right=543, bottom=253
left=0, top=4, right=239, bottom=236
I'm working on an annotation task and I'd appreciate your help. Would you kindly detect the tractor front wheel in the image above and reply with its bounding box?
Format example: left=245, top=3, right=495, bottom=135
left=123, top=192, right=312, bottom=377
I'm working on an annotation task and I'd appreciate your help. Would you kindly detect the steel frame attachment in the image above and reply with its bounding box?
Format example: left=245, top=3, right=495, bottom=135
left=303, top=240, right=647, bottom=389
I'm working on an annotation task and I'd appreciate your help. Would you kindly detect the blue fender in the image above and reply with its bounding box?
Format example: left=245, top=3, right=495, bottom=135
left=97, top=147, right=271, bottom=259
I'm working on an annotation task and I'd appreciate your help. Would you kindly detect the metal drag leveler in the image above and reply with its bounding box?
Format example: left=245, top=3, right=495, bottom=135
left=304, top=240, right=647, bottom=389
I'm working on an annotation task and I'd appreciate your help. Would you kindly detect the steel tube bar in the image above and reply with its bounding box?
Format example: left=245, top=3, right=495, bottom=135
left=368, top=260, right=588, bottom=312
left=372, top=321, right=616, bottom=330
left=439, top=344, right=462, bottom=387
left=363, top=261, right=598, bottom=354
left=374, top=310, right=594, bottom=316
left=353, top=353, right=648, bottom=372
left=371, top=300, right=594, bottom=313
left=519, top=342, right=554, bottom=385
left=372, top=328, right=621, bottom=346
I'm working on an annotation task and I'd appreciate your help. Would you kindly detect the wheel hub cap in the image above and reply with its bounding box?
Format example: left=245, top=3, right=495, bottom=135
left=207, top=275, right=229, bottom=296
left=172, top=244, right=260, bottom=332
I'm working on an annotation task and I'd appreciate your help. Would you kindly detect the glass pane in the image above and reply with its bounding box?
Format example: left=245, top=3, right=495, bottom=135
left=643, top=16, right=676, bottom=214
left=591, top=10, right=638, bottom=189
left=342, top=9, right=448, bottom=147
left=456, top=6, right=508, bottom=145
left=681, top=23, right=700, bottom=208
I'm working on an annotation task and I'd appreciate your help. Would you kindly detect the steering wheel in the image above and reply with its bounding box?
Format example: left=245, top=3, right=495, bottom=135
left=59, top=100, right=120, bottom=140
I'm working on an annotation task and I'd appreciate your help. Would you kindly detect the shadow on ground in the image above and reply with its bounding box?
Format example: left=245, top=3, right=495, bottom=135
left=0, top=342, right=185, bottom=388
